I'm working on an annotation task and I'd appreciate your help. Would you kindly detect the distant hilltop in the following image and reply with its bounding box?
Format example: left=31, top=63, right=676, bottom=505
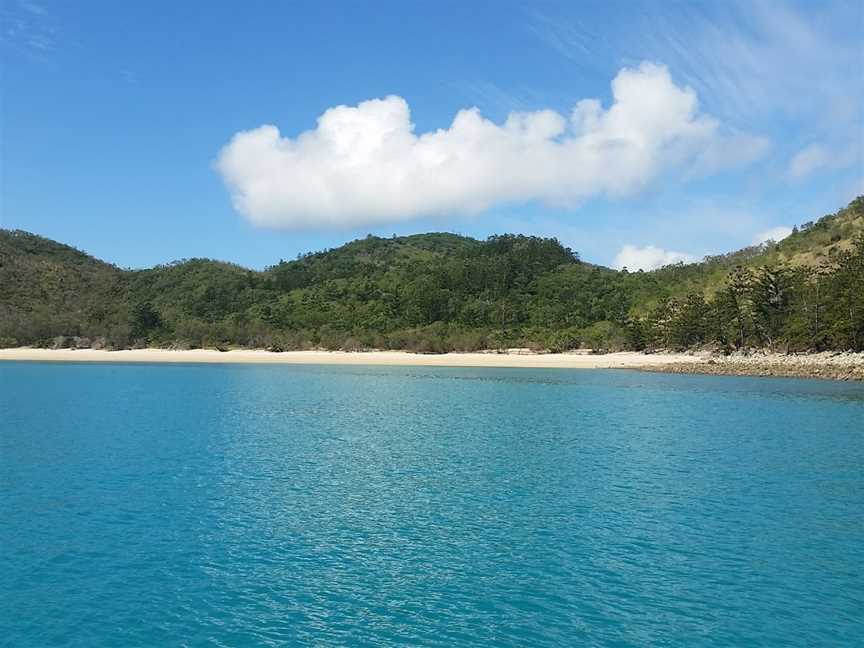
left=1, top=196, right=862, bottom=354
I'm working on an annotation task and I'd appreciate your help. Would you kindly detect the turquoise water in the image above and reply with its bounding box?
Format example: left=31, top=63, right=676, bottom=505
left=1, top=363, right=862, bottom=646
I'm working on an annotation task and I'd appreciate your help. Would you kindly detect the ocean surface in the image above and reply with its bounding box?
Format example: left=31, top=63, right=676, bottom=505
left=1, top=362, right=862, bottom=647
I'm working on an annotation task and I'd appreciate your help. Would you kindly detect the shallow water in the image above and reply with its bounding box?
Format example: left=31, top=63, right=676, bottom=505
left=1, top=363, right=863, bottom=646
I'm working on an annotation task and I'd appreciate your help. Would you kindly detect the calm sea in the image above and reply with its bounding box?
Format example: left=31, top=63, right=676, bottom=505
left=1, top=362, right=862, bottom=646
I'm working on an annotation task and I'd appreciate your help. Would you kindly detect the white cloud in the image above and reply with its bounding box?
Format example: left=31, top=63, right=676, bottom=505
left=752, top=226, right=793, bottom=245
left=217, top=62, right=767, bottom=229
left=787, top=144, right=830, bottom=180
left=528, top=1, right=862, bottom=195
left=1, top=0, right=58, bottom=58
left=613, top=244, right=695, bottom=271
left=527, top=2, right=860, bottom=128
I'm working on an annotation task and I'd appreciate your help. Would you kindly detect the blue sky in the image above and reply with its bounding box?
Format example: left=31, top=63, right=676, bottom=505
left=2, top=0, right=862, bottom=270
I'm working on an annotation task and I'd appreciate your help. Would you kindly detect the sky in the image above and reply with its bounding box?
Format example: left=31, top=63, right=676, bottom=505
left=1, top=0, right=862, bottom=271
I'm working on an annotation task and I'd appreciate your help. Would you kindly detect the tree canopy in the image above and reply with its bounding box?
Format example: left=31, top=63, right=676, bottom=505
left=2, top=197, right=862, bottom=354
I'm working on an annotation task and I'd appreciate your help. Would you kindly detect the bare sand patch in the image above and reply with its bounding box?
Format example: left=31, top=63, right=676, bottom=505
left=0, top=347, right=699, bottom=369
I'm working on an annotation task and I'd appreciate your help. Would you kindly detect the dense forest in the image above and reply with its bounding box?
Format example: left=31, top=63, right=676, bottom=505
left=2, top=197, right=862, bottom=354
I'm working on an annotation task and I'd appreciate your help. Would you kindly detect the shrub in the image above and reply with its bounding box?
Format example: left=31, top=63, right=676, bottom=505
left=578, top=321, right=626, bottom=353
left=546, top=328, right=581, bottom=353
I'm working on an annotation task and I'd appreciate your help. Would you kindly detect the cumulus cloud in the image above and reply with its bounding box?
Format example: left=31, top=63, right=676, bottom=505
left=752, top=226, right=792, bottom=245
left=217, top=62, right=768, bottom=229
left=787, top=144, right=831, bottom=179
left=613, top=244, right=695, bottom=271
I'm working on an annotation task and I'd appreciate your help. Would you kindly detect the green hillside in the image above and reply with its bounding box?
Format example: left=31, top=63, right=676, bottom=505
left=0, top=230, right=125, bottom=345
left=1, top=197, right=862, bottom=353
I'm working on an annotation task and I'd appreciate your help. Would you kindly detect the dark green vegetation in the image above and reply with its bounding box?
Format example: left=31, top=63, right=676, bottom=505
left=2, top=197, right=863, bottom=353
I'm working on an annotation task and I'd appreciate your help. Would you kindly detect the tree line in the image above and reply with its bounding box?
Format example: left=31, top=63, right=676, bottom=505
left=629, top=236, right=864, bottom=352
left=1, top=198, right=862, bottom=354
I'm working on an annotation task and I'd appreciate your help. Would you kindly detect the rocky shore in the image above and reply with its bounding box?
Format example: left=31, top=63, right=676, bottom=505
left=644, top=351, right=864, bottom=381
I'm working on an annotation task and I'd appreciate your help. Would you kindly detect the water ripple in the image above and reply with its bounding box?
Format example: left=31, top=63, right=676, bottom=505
left=1, top=363, right=862, bottom=646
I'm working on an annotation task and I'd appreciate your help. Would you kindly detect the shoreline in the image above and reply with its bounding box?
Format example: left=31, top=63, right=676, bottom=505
left=0, top=347, right=696, bottom=369
left=642, top=352, right=864, bottom=382
left=0, top=347, right=862, bottom=379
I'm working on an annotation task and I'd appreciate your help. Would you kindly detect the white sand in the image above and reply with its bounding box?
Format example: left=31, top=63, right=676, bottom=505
left=0, top=347, right=703, bottom=369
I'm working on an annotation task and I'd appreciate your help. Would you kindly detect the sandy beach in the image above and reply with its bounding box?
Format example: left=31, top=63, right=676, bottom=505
left=0, top=347, right=702, bottom=369
left=2, top=348, right=862, bottom=379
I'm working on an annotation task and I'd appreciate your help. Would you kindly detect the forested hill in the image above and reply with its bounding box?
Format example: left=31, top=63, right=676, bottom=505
left=2, top=196, right=862, bottom=353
